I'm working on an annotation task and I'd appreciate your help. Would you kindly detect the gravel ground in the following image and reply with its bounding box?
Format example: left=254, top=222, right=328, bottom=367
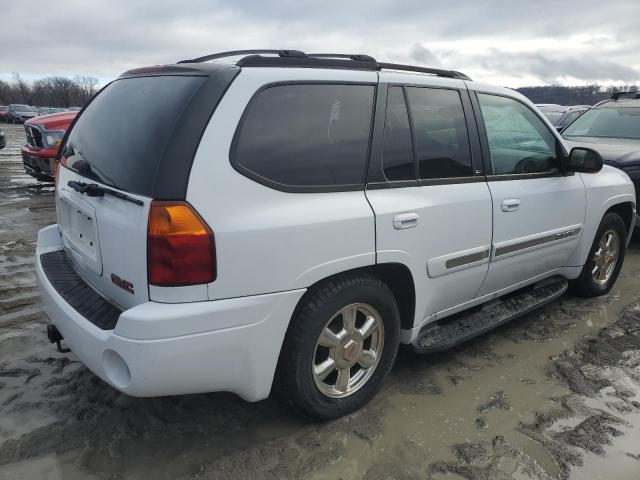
left=1, top=122, right=640, bottom=479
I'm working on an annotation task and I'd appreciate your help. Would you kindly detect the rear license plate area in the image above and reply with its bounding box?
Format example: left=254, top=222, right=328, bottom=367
left=58, top=189, right=102, bottom=275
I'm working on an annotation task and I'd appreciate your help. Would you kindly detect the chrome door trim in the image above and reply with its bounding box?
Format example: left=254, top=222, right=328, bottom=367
left=493, top=225, right=582, bottom=258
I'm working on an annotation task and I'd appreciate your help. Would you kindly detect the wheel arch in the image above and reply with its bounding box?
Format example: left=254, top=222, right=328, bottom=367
left=288, top=262, right=417, bottom=338
left=567, top=192, right=636, bottom=268
left=606, top=201, right=635, bottom=238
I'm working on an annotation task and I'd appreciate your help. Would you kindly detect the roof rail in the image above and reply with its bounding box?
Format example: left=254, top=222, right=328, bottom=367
left=611, top=91, right=640, bottom=101
left=177, top=49, right=306, bottom=64
left=378, top=62, right=471, bottom=80
left=176, top=50, right=471, bottom=80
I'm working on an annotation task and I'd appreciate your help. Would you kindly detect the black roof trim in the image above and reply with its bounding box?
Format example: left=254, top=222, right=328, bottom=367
left=237, top=55, right=380, bottom=71
left=377, top=62, right=471, bottom=80
left=176, top=50, right=471, bottom=80
left=178, top=49, right=306, bottom=64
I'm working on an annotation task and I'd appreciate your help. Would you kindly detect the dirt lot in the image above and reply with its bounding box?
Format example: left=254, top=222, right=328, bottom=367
left=1, top=122, right=640, bottom=480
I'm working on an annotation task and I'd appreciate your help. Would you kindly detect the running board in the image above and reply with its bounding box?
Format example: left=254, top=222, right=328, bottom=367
left=413, top=276, right=568, bottom=354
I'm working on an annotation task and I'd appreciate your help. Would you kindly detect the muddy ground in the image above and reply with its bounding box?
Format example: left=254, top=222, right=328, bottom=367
left=1, top=122, right=640, bottom=480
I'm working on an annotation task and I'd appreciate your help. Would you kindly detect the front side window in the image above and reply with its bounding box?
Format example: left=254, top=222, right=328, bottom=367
left=478, top=94, right=559, bottom=175
left=406, top=87, right=473, bottom=179
left=233, top=84, right=375, bottom=189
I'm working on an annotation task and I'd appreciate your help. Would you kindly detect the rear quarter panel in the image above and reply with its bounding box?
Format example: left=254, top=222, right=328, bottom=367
left=186, top=67, right=378, bottom=301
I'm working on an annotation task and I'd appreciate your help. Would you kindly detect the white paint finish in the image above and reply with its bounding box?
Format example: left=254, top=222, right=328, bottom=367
left=55, top=166, right=150, bottom=309
left=479, top=174, right=585, bottom=295
left=366, top=182, right=493, bottom=324
left=35, top=243, right=305, bottom=401
left=566, top=166, right=636, bottom=266
left=187, top=68, right=378, bottom=301
left=117, top=288, right=305, bottom=340
left=149, top=284, right=208, bottom=303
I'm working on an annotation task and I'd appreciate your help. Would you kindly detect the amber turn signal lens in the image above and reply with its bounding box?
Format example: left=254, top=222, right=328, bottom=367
left=147, top=201, right=216, bottom=286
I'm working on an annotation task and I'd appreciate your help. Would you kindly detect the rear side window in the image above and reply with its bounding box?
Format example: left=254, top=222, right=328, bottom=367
left=406, top=87, right=473, bottom=179
left=233, top=84, right=375, bottom=189
left=63, top=75, right=208, bottom=196
left=383, top=87, right=415, bottom=181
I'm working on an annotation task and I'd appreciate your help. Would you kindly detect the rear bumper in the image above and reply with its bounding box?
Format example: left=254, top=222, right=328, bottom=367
left=36, top=224, right=305, bottom=401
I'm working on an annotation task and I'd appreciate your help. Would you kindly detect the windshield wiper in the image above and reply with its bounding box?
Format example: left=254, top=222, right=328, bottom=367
left=67, top=180, right=144, bottom=206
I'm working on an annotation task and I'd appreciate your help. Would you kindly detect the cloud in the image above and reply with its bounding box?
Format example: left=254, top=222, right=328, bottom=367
left=1, top=0, right=639, bottom=87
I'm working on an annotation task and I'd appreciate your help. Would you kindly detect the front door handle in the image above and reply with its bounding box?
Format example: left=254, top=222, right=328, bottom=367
left=393, top=212, right=420, bottom=230
left=501, top=199, right=520, bottom=212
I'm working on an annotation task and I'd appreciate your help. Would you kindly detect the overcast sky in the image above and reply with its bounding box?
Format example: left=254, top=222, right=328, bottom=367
left=2, top=0, right=639, bottom=88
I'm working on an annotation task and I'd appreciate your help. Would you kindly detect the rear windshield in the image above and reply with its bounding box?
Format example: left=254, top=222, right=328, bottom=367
left=62, top=75, right=207, bottom=196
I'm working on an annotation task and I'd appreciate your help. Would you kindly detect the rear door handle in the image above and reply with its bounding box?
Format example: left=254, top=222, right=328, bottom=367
left=501, top=199, right=520, bottom=212
left=393, top=212, right=420, bottom=230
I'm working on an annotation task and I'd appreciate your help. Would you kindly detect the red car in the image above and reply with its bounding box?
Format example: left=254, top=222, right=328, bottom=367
left=22, top=111, right=77, bottom=181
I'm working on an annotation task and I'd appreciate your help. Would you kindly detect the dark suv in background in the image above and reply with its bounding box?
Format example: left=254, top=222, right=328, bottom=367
left=7, top=104, right=38, bottom=123
left=563, top=91, right=640, bottom=222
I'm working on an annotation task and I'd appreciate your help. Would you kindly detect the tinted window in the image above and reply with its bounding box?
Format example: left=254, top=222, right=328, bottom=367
left=406, top=87, right=473, bottom=179
left=383, top=87, right=415, bottom=181
left=63, top=75, right=208, bottom=196
left=234, top=84, right=375, bottom=188
left=478, top=94, right=558, bottom=175
left=563, top=107, right=640, bottom=140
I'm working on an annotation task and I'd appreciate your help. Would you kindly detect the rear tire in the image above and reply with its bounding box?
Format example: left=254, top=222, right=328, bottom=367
left=276, top=273, right=400, bottom=420
left=571, top=212, right=626, bottom=297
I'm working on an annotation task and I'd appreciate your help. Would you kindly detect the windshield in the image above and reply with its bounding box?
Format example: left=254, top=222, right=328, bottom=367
left=63, top=75, right=207, bottom=196
left=563, top=107, right=640, bottom=140
left=14, top=105, right=35, bottom=112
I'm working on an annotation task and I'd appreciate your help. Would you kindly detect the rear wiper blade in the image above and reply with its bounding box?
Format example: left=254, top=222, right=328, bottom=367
left=67, top=180, right=144, bottom=206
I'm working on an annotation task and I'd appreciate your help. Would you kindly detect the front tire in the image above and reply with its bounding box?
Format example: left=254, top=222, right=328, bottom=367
left=571, top=212, right=626, bottom=297
left=276, top=273, right=400, bottom=420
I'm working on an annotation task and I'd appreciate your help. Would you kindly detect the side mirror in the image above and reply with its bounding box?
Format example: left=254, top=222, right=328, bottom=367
left=565, top=147, right=603, bottom=173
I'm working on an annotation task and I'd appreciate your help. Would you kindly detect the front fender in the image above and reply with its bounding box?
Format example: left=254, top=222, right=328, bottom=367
left=566, top=166, right=636, bottom=267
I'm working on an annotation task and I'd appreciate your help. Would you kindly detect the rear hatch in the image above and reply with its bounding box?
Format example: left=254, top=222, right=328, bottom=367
left=55, top=69, right=237, bottom=309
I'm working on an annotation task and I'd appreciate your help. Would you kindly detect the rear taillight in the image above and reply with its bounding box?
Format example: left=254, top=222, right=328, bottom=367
left=147, top=201, right=216, bottom=286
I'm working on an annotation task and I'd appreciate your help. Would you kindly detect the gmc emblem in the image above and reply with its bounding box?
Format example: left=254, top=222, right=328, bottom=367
left=111, top=273, right=134, bottom=294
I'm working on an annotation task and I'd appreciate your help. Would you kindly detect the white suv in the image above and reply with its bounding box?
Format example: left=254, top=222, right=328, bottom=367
left=36, top=50, right=636, bottom=419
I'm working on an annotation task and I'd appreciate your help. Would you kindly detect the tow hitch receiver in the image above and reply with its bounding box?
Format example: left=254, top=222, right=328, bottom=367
left=47, top=324, right=71, bottom=353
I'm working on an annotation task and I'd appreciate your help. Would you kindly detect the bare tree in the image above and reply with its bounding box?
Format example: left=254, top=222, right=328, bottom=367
left=48, top=77, right=76, bottom=107
left=74, top=75, right=99, bottom=104
left=12, top=73, right=33, bottom=104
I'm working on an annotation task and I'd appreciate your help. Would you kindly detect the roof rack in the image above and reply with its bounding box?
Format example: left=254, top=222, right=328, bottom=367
left=177, top=50, right=471, bottom=80
left=611, top=91, right=640, bottom=101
